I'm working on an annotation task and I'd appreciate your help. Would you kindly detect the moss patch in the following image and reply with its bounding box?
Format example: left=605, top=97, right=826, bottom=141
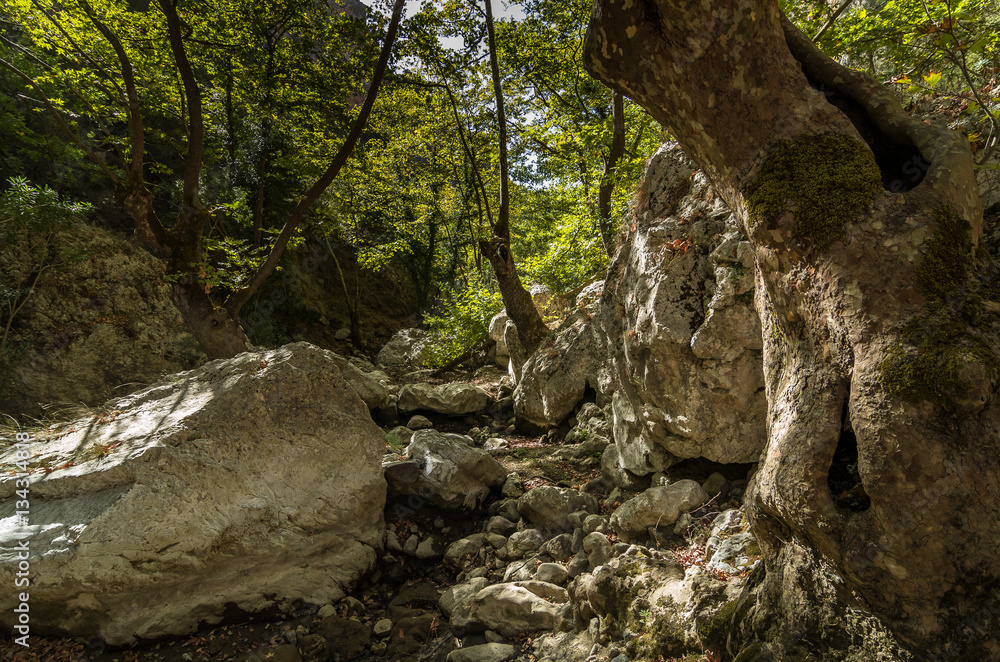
left=878, top=208, right=1000, bottom=409
left=697, top=599, right=739, bottom=651
left=744, top=134, right=882, bottom=250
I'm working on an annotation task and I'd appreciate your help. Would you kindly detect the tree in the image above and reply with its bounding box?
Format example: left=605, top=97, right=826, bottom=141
left=480, top=0, right=550, bottom=356
left=1, top=0, right=405, bottom=358
left=585, top=0, right=997, bottom=658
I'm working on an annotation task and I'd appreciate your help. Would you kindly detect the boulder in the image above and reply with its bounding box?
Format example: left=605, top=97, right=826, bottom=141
left=399, top=430, right=508, bottom=510
left=462, top=581, right=570, bottom=636
left=517, top=486, right=598, bottom=533
left=377, top=328, right=430, bottom=370
left=398, top=383, right=492, bottom=416
left=447, top=643, right=517, bottom=662
left=513, top=311, right=604, bottom=432
left=0, top=342, right=385, bottom=644
left=597, top=142, right=766, bottom=472
left=610, top=480, right=709, bottom=541
left=328, top=352, right=390, bottom=410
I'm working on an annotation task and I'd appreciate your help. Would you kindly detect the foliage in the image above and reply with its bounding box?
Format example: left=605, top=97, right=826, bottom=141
left=423, top=282, right=503, bottom=367
left=782, top=0, right=1000, bottom=163
left=517, top=187, right=608, bottom=296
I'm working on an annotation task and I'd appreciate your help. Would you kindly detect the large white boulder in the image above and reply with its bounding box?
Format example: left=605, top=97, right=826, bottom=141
left=0, top=342, right=386, bottom=644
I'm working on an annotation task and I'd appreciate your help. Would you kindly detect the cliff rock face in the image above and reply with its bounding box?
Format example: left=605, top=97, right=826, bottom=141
left=0, top=342, right=385, bottom=644
left=1, top=222, right=203, bottom=418
left=598, top=143, right=767, bottom=474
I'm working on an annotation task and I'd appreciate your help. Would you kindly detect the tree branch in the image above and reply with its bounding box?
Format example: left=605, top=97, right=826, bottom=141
left=224, top=0, right=407, bottom=317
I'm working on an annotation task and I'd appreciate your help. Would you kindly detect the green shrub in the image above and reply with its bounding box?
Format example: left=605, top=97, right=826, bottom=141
left=423, top=282, right=503, bottom=368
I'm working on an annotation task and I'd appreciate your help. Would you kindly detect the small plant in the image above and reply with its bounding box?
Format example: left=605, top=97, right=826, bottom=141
left=385, top=432, right=405, bottom=450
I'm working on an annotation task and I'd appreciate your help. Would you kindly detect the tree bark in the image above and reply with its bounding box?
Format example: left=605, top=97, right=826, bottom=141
left=585, top=1, right=996, bottom=658
left=481, top=0, right=550, bottom=356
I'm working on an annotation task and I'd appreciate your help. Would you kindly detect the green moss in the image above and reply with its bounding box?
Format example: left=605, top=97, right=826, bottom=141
left=744, top=134, right=882, bottom=250
left=878, top=208, right=1000, bottom=409
left=626, top=616, right=689, bottom=661
left=698, top=599, right=739, bottom=651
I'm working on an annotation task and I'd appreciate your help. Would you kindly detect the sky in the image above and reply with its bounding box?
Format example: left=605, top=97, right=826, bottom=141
left=358, top=0, right=527, bottom=50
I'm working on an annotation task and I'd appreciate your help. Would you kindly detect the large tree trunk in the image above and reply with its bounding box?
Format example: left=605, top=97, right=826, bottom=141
left=585, top=1, right=997, bottom=658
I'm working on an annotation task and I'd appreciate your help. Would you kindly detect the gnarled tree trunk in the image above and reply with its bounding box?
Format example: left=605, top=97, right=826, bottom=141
left=585, top=1, right=998, bottom=658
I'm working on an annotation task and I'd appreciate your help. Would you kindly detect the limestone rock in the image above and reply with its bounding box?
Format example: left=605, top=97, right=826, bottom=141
left=597, top=142, right=766, bottom=471
left=513, top=312, right=603, bottom=432
left=398, top=383, right=492, bottom=416
left=327, top=352, right=390, bottom=410
left=0, top=342, right=385, bottom=644
left=463, top=581, right=570, bottom=637
left=400, top=430, right=507, bottom=510
left=610, top=480, right=709, bottom=541
left=447, top=642, right=517, bottom=662
left=377, top=328, right=430, bottom=370
left=517, top=486, right=599, bottom=533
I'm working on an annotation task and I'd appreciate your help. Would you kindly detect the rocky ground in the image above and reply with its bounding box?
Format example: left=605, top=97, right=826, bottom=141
left=0, top=351, right=761, bottom=662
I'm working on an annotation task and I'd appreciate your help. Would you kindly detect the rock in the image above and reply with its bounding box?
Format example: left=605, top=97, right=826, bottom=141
left=707, top=533, right=761, bottom=575
left=513, top=312, right=604, bottom=432
left=701, top=472, right=731, bottom=502
left=502, top=474, right=525, bottom=498
left=583, top=515, right=608, bottom=534
left=387, top=613, right=436, bottom=655
left=407, top=415, right=434, bottom=430
left=415, top=535, right=446, bottom=560
left=535, top=563, right=569, bottom=586
left=0, top=343, right=384, bottom=644
left=317, top=604, right=337, bottom=619
left=597, top=142, right=766, bottom=471
left=610, top=480, right=710, bottom=541
left=398, top=430, right=508, bottom=510
left=576, top=280, right=605, bottom=310
left=529, top=283, right=568, bottom=317
left=540, top=533, right=575, bottom=562
left=487, top=516, right=517, bottom=537
left=518, top=486, right=599, bottom=533
left=583, top=532, right=612, bottom=568
left=297, top=633, right=329, bottom=662
left=484, top=437, right=509, bottom=451
left=374, top=618, right=393, bottom=637
left=1, top=221, right=205, bottom=419
left=440, top=577, right=490, bottom=619
left=489, top=312, right=510, bottom=355
left=464, top=582, right=570, bottom=637
left=600, top=444, right=651, bottom=491
left=567, top=551, right=590, bottom=578
left=447, top=642, right=517, bottom=662
left=502, top=319, right=527, bottom=384
left=507, top=529, right=546, bottom=556
left=445, top=534, right=487, bottom=570
left=398, top=383, right=493, bottom=416
left=335, top=328, right=351, bottom=341
left=314, top=616, right=371, bottom=660
left=328, top=352, right=391, bottom=411
left=377, top=328, right=430, bottom=370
